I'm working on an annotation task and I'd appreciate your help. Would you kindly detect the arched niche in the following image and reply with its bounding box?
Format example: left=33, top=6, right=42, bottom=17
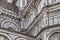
left=16, top=0, right=27, bottom=10
left=48, top=32, right=60, bottom=40
left=1, top=20, right=20, bottom=32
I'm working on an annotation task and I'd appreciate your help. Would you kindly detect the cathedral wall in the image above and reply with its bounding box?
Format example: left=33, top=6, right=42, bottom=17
left=0, top=28, right=35, bottom=40
left=39, top=26, right=60, bottom=40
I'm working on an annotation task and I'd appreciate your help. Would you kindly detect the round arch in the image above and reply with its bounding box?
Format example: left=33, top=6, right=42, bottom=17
left=47, top=31, right=60, bottom=40
left=1, top=20, right=20, bottom=32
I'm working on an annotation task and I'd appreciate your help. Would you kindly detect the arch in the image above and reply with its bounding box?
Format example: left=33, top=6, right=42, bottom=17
left=47, top=31, right=60, bottom=40
left=20, top=0, right=27, bottom=7
left=1, top=20, right=20, bottom=32
left=0, top=32, right=12, bottom=40
left=14, top=37, right=28, bottom=40
left=48, top=32, right=60, bottom=40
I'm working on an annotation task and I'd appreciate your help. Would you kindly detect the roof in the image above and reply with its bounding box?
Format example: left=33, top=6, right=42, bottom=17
left=0, top=0, right=19, bottom=13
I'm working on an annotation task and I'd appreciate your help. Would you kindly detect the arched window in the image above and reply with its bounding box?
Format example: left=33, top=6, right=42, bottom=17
left=7, top=0, right=13, bottom=3
left=16, top=0, right=27, bottom=10
left=20, top=0, right=27, bottom=7
left=28, top=12, right=35, bottom=25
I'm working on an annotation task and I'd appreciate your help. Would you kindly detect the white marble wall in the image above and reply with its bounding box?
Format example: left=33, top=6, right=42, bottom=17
left=0, top=29, right=34, bottom=40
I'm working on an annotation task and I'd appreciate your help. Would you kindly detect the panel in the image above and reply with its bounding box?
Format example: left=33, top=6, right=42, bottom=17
left=49, top=16, right=53, bottom=25
left=54, top=16, right=58, bottom=24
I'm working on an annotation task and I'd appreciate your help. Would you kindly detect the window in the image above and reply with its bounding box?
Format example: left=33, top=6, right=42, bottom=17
left=28, top=15, right=31, bottom=24
left=28, top=13, right=35, bottom=24
left=7, top=0, right=13, bottom=3
left=38, top=4, right=41, bottom=13
left=20, top=0, right=27, bottom=7
left=21, top=21, right=25, bottom=29
left=16, top=0, right=27, bottom=10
